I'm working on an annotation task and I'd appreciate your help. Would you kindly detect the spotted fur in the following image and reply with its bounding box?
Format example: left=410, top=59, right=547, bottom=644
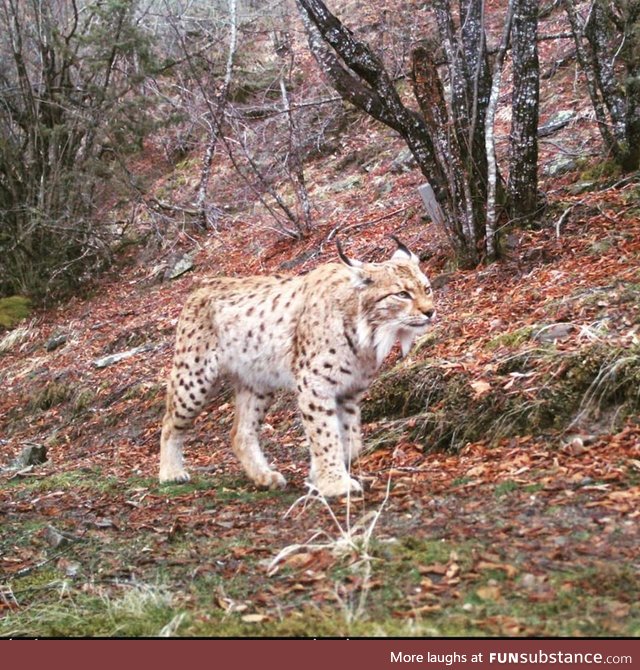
left=159, top=242, right=435, bottom=497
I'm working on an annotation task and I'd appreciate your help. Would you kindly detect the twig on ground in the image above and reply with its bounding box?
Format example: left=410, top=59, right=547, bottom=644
left=555, top=202, right=581, bottom=238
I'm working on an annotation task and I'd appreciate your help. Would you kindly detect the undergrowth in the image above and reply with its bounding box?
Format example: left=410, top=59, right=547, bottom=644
left=364, top=341, right=640, bottom=451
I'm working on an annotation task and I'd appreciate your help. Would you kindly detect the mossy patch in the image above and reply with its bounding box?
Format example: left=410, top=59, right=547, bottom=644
left=6, top=468, right=119, bottom=495
left=0, top=296, right=32, bottom=329
left=487, top=326, right=535, bottom=349
left=579, top=158, right=622, bottom=182
left=363, top=342, right=640, bottom=452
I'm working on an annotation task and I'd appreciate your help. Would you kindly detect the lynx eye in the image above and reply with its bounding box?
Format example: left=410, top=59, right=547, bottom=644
left=396, top=291, right=412, bottom=300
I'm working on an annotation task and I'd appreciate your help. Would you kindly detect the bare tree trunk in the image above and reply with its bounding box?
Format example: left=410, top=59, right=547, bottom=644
left=563, top=0, right=618, bottom=155
left=563, top=0, right=640, bottom=170
left=508, top=0, right=540, bottom=226
left=194, top=0, right=237, bottom=229
left=279, top=76, right=313, bottom=234
left=411, top=47, right=475, bottom=253
left=584, top=1, right=627, bottom=146
left=296, top=0, right=485, bottom=264
left=485, top=0, right=515, bottom=260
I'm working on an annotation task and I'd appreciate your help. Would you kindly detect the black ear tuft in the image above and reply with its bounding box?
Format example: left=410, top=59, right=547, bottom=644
left=389, top=234, right=412, bottom=257
left=336, top=239, right=353, bottom=267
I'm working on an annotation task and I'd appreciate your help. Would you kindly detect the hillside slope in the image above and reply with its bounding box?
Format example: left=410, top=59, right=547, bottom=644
left=1, top=4, right=639, bottom=636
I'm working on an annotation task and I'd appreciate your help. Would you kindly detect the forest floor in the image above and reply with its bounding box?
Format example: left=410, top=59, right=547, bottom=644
left=1, top=153, right=639, bottom=636
left=1, top=11, right=640, bottom=634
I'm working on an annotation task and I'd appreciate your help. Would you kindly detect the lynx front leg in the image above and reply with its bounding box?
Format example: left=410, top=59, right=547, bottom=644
left=298, top=389, right=362, bottom=498
left=337, top=394, right=364, bottom=467
left=231, top=387, right=286, bottom=490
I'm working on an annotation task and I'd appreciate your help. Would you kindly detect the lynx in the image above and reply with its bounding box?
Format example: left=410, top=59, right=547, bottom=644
left=159, top=238, right=435, bottom=498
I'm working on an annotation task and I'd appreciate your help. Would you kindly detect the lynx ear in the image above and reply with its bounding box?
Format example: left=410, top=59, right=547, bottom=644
left=336, top=239, right=373, bottom=287
left=390, top=235, right=420, bottom=264
left=336, top=239, right=363, bottom=268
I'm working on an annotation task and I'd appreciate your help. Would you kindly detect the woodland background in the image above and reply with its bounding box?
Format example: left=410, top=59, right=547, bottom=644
left=0, top=0, right=639, bottom=637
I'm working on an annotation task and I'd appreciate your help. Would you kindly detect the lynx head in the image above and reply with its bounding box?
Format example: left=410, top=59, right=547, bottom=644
left=337, top=237, right=436, bottom=364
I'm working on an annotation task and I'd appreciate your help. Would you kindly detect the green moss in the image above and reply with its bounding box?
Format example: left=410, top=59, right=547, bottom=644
left=0, top=585, right=182, bottom=637
left=7, top=468, right=118, bottom=495
left=494, top=480, right=519, bottom=497
left=579, top=158, right=622, bottom=181
left=363, top=343, right=640, bottom=453
left=0, top=296, right=32, bottom=328
left=72, top=388, right=96, bottom=414
left=487, top=326, right=535, bottom=350
left=394, top=536, right=458, bottom=566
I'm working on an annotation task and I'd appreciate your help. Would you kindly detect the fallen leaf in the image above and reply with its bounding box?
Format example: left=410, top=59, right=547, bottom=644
left=476, top=560, right=518, bottom=578
left=470, top=379, right=491, bottom=397
left=476, top=585, right=502, bottom=601
left=283, top=552, right=315, bottom=570
left=466, top=464, right=486, bottom=477
left=412, top=603, right=442, bottom=614
left=606, top=601, right=631, bottom=618
left=445, top=562, right=460, bottom=580
left=241, top=613, right=268, bottom=623
left=418, top=563, right=449, bottom=575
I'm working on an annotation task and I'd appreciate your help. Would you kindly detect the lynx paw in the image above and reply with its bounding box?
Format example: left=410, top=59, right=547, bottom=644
left=315, top=475, right=362, bottom=499
left=159, top=467, right=191, bottom=484
left=255, top=470, right=287, bottom=490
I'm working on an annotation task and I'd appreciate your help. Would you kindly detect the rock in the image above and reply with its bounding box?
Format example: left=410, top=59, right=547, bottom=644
left=44, top=525, right=71, bottom=549
left=45, top=333, right=68, bottom=352
left=568, top=181, right=596, bottom=195
left=93, top=343, right=153, bottom=369
left=390, top=148, right=417, bottom=174
left=543, top=156, right=578, bottom=177
left=431, top=273, right=455, bottom=290
left=418, top=182, right=445, bottom=225
left=59, top=560, right=81, bottom=577
left=43, top=525, right=81, bottom=549
left=533, top=323, right=574, bottom=343
left=166, top=252, right=195, bottom=280
left=279, top=250, right=316, bottom=271
left=538, top=110, right=576, bottom=137
left=15, top=444, right=48, bottom=468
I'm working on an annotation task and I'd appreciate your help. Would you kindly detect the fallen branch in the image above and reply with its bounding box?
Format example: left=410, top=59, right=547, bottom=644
left=555, top=202, right=582, bottom=238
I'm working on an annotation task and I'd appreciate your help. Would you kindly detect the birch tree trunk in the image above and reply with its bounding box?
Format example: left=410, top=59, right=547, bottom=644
left=485, top=0, right=515, bottom=260
left=508, top=0, right=540, bottom=226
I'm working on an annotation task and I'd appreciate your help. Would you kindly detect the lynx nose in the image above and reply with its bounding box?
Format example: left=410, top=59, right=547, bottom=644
left=422, top=308, right=435, bottom=319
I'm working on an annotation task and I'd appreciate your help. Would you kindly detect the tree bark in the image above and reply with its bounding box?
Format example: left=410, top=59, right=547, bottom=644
left=563, top=0, right=617, bottom=152
left=508, top=0, right=540, bottom=226
left=296, top=0, right=493, bottom=264
left=563, top=0, right=640, bottom=171
left=485, top=0, right=515, bottom=260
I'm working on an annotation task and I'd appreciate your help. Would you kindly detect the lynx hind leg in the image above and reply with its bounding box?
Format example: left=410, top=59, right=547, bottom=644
left=231, top=387, right=286, bottom=490
left=159, top=342, right=219, bottom=484
left=159, top=390, right=192, bottom=484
